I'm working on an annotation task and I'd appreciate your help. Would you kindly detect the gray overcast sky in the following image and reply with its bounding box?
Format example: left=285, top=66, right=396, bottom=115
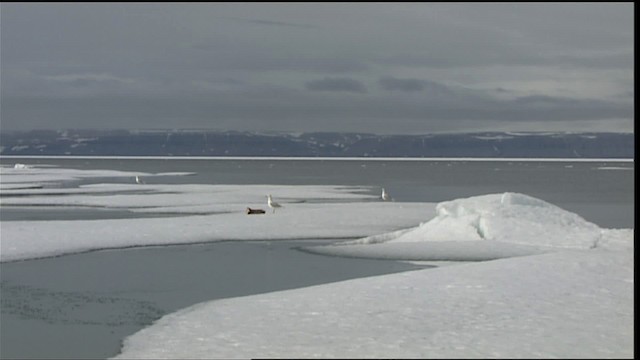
left=0, top=2, right=634, bottom=134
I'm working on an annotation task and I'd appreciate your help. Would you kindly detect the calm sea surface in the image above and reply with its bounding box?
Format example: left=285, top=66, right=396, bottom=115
left=1, top=157, right=634, bottom=227
left=0, top=157, right=634, bottom=359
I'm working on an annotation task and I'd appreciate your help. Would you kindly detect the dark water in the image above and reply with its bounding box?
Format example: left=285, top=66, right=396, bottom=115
left=1, top=240, right=427, bottom=359
left=0, top=157, right=634, bottom=359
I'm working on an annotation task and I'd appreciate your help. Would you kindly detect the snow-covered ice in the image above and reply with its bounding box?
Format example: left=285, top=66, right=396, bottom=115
left=115, top=247, right=633, bottom=359
left=1, top=164, right=633, bottom=358
left=0, top=163, right=195, bottom=190
left=0, top=165, right=435, bottom=262
left=113, top=193, right=633, bottom=359
left=303, top=192, right=626, bottom=261
left=0, top=200, right=436, bottom=262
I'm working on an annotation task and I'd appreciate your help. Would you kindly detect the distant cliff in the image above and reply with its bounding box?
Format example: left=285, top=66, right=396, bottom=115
left=0, top=129, right=634, bottom=158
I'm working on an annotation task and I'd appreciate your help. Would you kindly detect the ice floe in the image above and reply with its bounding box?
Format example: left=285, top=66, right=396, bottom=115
left=1, top=164, right=633, bottom=358
left=1, top=165, right=438, bottom=262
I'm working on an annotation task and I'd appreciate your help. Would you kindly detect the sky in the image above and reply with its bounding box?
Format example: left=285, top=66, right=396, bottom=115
left=0, top=2, right=634, bottom=134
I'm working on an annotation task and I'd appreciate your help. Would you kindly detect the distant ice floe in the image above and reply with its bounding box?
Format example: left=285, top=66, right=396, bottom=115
left=472, top=134, right=515, bottom=140
left=0, top=163, right=195, bottom=190
left=595, top=166, right=633, bottom=171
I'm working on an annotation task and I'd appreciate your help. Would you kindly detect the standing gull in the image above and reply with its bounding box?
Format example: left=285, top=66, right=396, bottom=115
left=135, top=176, right=145, bottom=184
left=381, top=187, right=392, bottom=201
left=267, top=194, right=282, bottom=213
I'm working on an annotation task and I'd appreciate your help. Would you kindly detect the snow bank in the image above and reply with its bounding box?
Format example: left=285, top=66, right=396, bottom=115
left=304, top=192, right=623, bottom=261
left=363, top=193, right=602, bottom=248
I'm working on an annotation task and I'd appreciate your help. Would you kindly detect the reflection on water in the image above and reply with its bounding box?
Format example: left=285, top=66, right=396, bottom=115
left=1, top=282, right=163, bottom=327
left=1, top=240, right=428, bottom=359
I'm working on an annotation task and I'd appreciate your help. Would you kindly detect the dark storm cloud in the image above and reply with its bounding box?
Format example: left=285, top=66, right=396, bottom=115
left=305, top=77, right=367, bottom=93
left=2, top=81, right=631, bottom=133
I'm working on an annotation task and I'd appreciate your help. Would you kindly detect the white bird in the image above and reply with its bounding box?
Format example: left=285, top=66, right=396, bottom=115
left=267, top=194, right=282, bottom=213
left=381, top=187, right=392, bottom=201
left=135, top=176, right=145, bottom=184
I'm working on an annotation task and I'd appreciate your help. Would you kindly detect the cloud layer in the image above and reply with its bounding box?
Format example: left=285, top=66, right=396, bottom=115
left=0, top=3, right=634, bottom=134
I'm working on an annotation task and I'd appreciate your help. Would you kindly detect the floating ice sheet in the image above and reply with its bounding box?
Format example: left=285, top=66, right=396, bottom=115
left=0, top=198, right=436, bottom=263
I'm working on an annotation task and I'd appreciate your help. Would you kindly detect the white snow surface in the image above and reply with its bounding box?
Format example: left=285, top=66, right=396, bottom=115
left=0, top=201, right=434, bottom=263
left=116, top=247, right=633, bottom=359
left=331, top=192, right=604, bottom=248
left=1, top=165, right=633, bottom=358
left=114, top=193, right=633, bottom=359
left=303, top=192, right=631, bottom=261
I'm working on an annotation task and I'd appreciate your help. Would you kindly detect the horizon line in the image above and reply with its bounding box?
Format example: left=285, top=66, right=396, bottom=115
left=0, top=155, right=633, bottom=162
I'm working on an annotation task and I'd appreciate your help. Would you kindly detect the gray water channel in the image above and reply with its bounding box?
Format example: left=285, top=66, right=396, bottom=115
left=0, top=240, right=429, bottom=359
